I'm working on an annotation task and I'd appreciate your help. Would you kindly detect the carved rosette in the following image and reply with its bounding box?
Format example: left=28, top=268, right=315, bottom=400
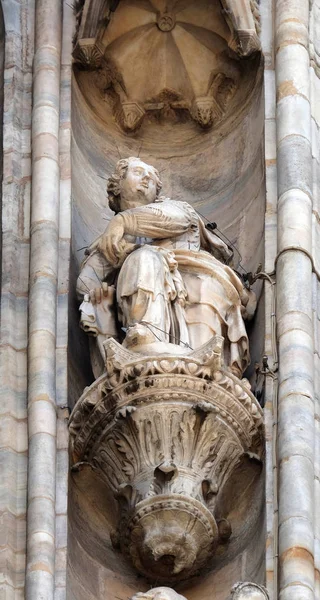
left=69, top=337, right=264, bottom=582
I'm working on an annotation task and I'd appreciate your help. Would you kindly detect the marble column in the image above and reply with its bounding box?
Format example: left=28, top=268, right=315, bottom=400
left=55, top=2, right=74, bottom=599
left=0, top=1, right=34, bottom=597
left=26, top=1, right=61, bottom=598
left=275, top=1, right=315, bottom=599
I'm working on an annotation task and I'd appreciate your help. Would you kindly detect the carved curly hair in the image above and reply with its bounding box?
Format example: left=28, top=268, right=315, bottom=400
left=107, top=157, right=162, bottom=214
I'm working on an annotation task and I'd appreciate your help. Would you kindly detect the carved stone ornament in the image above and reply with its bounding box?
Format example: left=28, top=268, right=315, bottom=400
left=69, top=336, right=264, bottom=583
left=130, top=588, right=187, bottom=600
left=231, top=582, right=269, bottom=600
left=72, top=0, right=261, bottom=131
left=128, top=582, right=269, bottom=600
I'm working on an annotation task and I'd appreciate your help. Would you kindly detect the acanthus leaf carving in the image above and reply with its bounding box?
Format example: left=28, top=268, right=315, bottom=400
left=69, top=337, right=264, bottom=582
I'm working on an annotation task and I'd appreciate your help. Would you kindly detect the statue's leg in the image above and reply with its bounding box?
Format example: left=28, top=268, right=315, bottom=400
left=181, top=271, right=224, bottom=349
left=117, top=247, right=171, bottom=343
left=120, top=291, right=170, bottom=342
left=185, top=309, right=223, bottom=349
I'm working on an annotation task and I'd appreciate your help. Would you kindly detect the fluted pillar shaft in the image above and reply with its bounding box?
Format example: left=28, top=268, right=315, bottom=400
left=26, top=1, right=61, bottom=598
left=275, top=1, right=315, bottom=599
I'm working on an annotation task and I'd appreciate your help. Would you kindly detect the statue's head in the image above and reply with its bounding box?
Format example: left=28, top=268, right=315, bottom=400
left=131, top=587, right=187, bottom=600
left=107, top=157, right=162, bottom=213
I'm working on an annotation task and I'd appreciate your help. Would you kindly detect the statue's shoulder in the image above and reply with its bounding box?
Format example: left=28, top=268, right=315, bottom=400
left=155, top=196, right=198, bottom=213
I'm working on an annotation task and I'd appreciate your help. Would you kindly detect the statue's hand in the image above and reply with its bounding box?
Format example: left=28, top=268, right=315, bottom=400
left=99, top=215, right=125, bottom=264
left=241, top=288, right=256, bottom=320
left=85, top=282, right=109, bottom=305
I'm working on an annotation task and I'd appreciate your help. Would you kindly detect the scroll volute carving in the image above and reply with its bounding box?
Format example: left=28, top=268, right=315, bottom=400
left=72, top=0, right=261, bottom=132
left=69, top=337, right=264, bottom=583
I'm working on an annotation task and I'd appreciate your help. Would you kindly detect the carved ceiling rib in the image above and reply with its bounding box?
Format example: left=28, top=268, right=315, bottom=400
left=74, top=0, right=261, bottom=60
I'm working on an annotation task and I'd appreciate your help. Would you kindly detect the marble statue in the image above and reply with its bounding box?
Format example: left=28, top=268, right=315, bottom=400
left=131, top=588, right=187, bottom=600
left=77, top=157, right=255, bottom=378
left=71, top=159, right=264, bottom=582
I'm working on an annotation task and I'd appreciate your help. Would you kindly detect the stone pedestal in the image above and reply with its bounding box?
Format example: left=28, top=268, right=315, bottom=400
left=69, top=337, right=264, bottom=582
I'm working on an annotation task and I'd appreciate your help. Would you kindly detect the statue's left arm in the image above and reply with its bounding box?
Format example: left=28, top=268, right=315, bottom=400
left=199, top=219, right=233, bottom=264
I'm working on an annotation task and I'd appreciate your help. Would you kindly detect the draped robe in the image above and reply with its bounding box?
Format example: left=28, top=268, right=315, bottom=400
left=77, top=198, right=252, bottom=377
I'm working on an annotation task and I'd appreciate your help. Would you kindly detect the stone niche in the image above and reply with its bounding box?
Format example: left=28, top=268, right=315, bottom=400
left=73, top=0, right=261, bottom=131
left=67, top=1, right=266, bottom=599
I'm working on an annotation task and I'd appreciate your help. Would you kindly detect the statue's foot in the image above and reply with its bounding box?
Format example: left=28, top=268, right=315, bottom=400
left=123, top=323, right=157, bottom=349
left=123, top=323, right=191, bottom=356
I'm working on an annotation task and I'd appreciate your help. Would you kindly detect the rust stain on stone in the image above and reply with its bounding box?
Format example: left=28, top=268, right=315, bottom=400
left=280, top=547, right=314, bottom=564
left=277, top=81, right=299, bottom=100
left=282, top=18, right=303, bottom=24
left=278, top=38, right=308, bottom=49
left=29, top=562, right=53, bottom=574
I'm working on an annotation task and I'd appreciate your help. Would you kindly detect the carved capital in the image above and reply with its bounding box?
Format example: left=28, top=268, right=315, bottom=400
left=69, top=337, right=264, bottom=582
left=73, top=39, right=104, bottom=69
left=222, top=0, right=261, bottom=56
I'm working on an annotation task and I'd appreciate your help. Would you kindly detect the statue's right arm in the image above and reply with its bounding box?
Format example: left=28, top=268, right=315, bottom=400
left=98, top=203, right=190, bottom=266
left=76, top=246, right=115, bottom=301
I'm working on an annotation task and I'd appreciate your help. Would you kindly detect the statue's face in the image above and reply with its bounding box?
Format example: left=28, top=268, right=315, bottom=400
left=119, top=158, right=158, bottom=210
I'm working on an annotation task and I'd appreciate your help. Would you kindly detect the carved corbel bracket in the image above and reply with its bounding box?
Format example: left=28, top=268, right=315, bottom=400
left=73, top=0, right=120, bottom=68
left=69, top=337, right=264, bottom=582
left=221, top=0, right=261, bottom=56
left=73, top=39, right=105, bottom=70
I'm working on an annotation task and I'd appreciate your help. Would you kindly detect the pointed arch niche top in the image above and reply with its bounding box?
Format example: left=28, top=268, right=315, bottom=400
left=73, top=0, right=261, bottom=131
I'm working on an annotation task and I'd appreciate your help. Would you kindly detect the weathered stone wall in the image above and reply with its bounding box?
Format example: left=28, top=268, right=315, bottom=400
left=1, top=1, right=320, bottom=600
left=0, top=1, right=32, bottom=597
left=0, top=1, right=72, bottom=599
